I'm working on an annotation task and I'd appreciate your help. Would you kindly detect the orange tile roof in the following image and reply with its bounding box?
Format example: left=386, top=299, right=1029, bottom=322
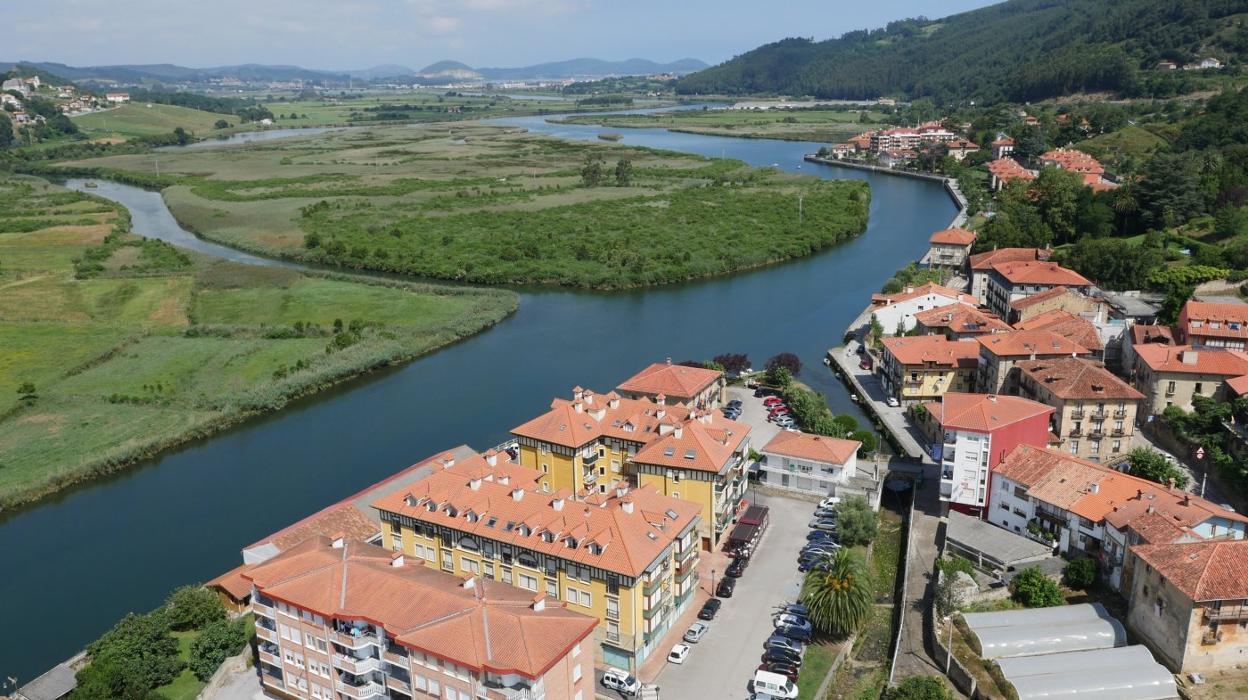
left=616, top=361, right=722, bottom=401
left=761, top=431, right=860, bottom=465
left=511, top=389, right=694, bottom=449
left=1181, top=301, right=1248, bottom=341
left=1227, top=374, right=1248, bottom=396
left=872, top=281, right=978, bottom=307
left=1134, top=344, right=1248, bottom=377
left=206, top=564, right=253, bottom=601
left=1013, top=309, right=1103, bottom=352
left=1009, top=285, right=1071, bottom=310
left=1125, top=510, right=1190, bottom=545
left=914, top=304, right=1011, bottom=335
left=1129, top=324, right=1174, bottom=346
left=371, top=456, right=699, bottom=578
left=1040, top=148, right=1105, bottom=175
left=1131, top=540, right=1248, bottom=602
left=254, top=501, right=381, bottom=554
left=969, top=247, right=1048, bottom=272
left=934, top=392, right=1053, bottom=432
left=1015, top=357, right=1144, bottom=401
left=991, top=261, right=1092, bottom=287
left=975, top=329, right=1090, bottom=358
left=244, top=537, right=597, bottom=678
left=929, top=228, right=976, bottom=246
left=632, top=411, right=750, bottom=474
left=881, top=335, right=981, bottom=368
left=987, top=158, right=1035, bottom=183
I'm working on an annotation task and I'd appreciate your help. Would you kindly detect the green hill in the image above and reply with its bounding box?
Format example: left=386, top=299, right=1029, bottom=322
left=677, top=0, right=1248, bottom=103
left=73, top=103, right=236, bottom=139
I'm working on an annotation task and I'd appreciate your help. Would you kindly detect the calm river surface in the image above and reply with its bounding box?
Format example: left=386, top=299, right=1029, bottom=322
left=1, top=113, right=955, bottom=682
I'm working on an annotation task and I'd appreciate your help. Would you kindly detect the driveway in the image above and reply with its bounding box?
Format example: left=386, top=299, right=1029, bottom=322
left=642, top=492, right=811, bottom=700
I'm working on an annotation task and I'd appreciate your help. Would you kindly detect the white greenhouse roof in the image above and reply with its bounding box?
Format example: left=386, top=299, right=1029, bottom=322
left=996, top=645, right=1178, bottom=700
left=963, top=602, right=1125, bottom=659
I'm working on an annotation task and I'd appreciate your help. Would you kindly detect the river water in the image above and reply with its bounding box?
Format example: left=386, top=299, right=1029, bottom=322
left=0, top=114, right=955, bottom=683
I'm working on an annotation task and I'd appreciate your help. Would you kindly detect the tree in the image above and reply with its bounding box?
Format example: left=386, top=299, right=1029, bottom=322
left=1063, top=557, right=1098, bottom=589
left=1009, top=567, right=1063, bottom=607
left=1057, top=237, right=1163, bottom=290
left=614, top=158, right=633, bottom=187
left=765, top=352, right=802, bottom=376
left=17, top=381, right=37, bottom=404
left=767, top=366, right=793, bottom=388
left=213, top=119, right=231, bottom=129
left=580, top=154, right=604, bottom=187
left=884, top=676, right=953, bottom=700
left=172, top=126, right=191, bottom=145
left=1158, top=283, right=1194, bottom=326
left=1125, top=447, right=1189, bottom=489
left=164, top=585, right=226, bottom=631
left=1137, top=151, right=1208, bottom=228
left=802, top=549, right=873, bottom=637
left=870, top=314, right=885, bottom=346
left=712, top=353, right=751, bottom=374
left=835, top=496, right=878, bottom=546
left=75, top=612, right=183, bottom=699
left=851, top=430, right=877, bottom=455
left=0, top=112, right=13, bottom=149
left=1033, top=167, right=1083, bottom=245
left=188, top=618, right=249, bottom=681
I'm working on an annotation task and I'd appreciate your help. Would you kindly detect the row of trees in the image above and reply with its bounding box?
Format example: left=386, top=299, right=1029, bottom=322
left=580, top=155, right=633, bottom=187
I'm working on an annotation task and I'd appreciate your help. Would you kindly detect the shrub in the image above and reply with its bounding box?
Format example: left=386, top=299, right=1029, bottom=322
left=164, top=585, right=226, bottom=631
left=1063, top=557, right=1098, bottom=589
left=189, top=618, right=250, bottom=681
left=884, top=676, right=953, bottom=700
left=74, top=612, right=183, bottom=699
left=1009, top=567, right=1063, bottom=607
left=835, top=495, right=878, bottom=546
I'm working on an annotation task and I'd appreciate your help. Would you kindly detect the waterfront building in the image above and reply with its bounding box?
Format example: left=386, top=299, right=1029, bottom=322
left=968, top=248, right=1048, bottom=302
left=372, top=449, right=701, bottom=671
left=1015, top=357, right=1143, bottom=463
left=924, top=228, right=976, bottom=270
left=932, top=393, right=1053, bottom=515
left=1177, top=300, right=1248, bottom=350
left=615, top=360, right=725, bottom=409
left=1131, top=345, right=1248, bottom=414
left=758, top=430, right=860, bottom=497
left=914, top=304, right=1011, bottom=340
left=247, top=535, right=597, bottom=700
left=879, top=335, right=980, bottom=403
left=975, top=330, right=1090, bottom=395
left=869, top=282, right=977, bottom=336
left=985, top=261, right=1092, bottom=320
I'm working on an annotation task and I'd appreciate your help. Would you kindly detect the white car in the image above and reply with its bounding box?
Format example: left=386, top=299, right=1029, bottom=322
left=667, top=643, right=691, bottom=664
left=683, top=622, right=709, bottom=643
left=818, top=496, right=841, bottom=509
left=885, top=396, right=900, bottom=407
left=774, top=612, right=808, bottom=628
left=601, top=667, right=640, bottom=695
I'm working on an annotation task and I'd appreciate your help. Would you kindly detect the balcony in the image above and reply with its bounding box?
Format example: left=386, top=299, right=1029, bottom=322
left=1068, top=428, right=1082, bottom=437
left=1206, top=606, right=1248, bottom=623
left=386, top=675, right=412, bottom=695
left=675, top=562, right=696, bottom=583
left=1111, top=428, right=1125, bottom=436
left=258, top=643, right=280, bottom=667
left=1070, top=411, right=1085, bottom=420
left=582, top=451, right=599, bottom=465
left=383, top=647, right=409, bottom=665
left=643, top=575, right=668, bottom=596
left=481, top=679, right=541, bottom=700
left=336, top=680, right=387, bottom=699
left=333, top=654, right=381, bottom=675
left=606, top=606, right=620, bottom=622
left=1113, top=409, right=1127, bottom=418
left=583, top=469, right=599, bottom=486
left=255, top=625, right=278, bottom=644
left=643, top=592, right=672, bottom=620
left=331, top=626, right=380, bottom=649
left=1089, top=428, right=1104, bottom=438
left=1090, top=410, right=1106, bottom=420
left=253, top=601, right=274, bottom=617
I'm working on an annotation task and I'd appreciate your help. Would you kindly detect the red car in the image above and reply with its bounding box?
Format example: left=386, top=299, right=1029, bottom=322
left=768, top=407, right=790, bottom=418
left=763, top=396, right=784, bottom=407
left=859, top=358, right=873, bottom=370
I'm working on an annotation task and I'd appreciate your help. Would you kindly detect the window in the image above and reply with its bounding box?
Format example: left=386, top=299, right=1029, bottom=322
left=502, top=567, right=512, bottom=584
left=519, top=573, right=538, bottom=591
left=573, top=664, right=583, bottom=682
left=547, top=579, right=559, bottom=597
left=1166, top=380, right=1176, bottom=395
left=1112, top=440, right=1122, bottom=452
left=462, top=559, right=480, bottom=574
left=573, top=642, right=582, bottom=658
left=541, top=464, right=549, bottom=473
left=441, top=549, right=454, bottom=572
left=429, top=680, right=440, bottom=695
left=1068, top=441, right=1079, bottom=454
left=1195, top=382, right=1204, bottom=395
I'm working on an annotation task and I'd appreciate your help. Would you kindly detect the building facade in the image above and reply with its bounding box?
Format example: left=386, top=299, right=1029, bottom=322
left=1015, top=358, right=1144, bottom=463
left=868, top=282, right=978, bottom=336
left=914, top=304, right=1011, bottom=340
left=615, top=360, right=725, bottom=409
left=1131, top=345, right=1248, bottom=414
left=985, top=261, right=1093, bottom=320
left=968, top=248, right=1047, bottom=302
left=975, top=330, right=1090, bottom=395
left=1178, top=301, right=1248, bottom=350
left=925, top=228, right=976, bottom=269
left=758, top=431, right=860, bottom=496
left=879, top=335, right=981, bottom=403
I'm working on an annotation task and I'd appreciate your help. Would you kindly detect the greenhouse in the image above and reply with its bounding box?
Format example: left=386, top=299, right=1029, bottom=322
left=995, top=645, right=1178, bottom=700
left=963, top=602, right=1126, bottom=659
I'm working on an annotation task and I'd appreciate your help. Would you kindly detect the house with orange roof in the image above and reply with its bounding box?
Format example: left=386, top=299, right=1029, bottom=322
left=1012, top=309, right=1104, bottom=358
left=925, top=227, right=977, bottom=270
left=990, top=136, right=1015, bottom=159
left=758, top=430, right=861, bottom=497
left=930, top=393, right=1053, bottom=514
left=914, top=303, right=1011, bottom=340
left=1008, top=285, right=1105, bottom=324
left=987, top=157, right=1035, bottom=191
left=372, top=448, right=701, bottom=671
left=1122, top=324, right=1175, bottom=378
left=1016, top=357, right=1144, bottom=463
left=1178, top=300, right=1248, bottom=351
left=246, top=535, right=597, bottom=700
left=1131, top=345, right=1248, bottom=414
left=943, top=138, right=980, bottom=162
left=1127, top=539, right=1248, bottom=672
left=985, top=260, right=1093, bottom=319
left=869, top=282, right=978, bottom=336
left=616, top=359, right=724, bottom=408
left=968, top=247, right=1049, bottom=302
left=975, top=330, right=1090, bottom=395
left=880, top=335, right=981, bottom=403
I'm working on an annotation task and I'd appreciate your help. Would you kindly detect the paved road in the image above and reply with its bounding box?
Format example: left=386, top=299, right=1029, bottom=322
left=204, top=665, right=265, bottom=700
left=647, top=492, right=809, bottom=700
left=831, top=340, right=933, bottom=463
left=890, top=464, right=950, bottom=685
left=1130, top=429, right=1231, bottom=507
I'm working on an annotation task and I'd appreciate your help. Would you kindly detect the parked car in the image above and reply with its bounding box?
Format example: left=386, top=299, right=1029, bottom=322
left=802, top=543, right=841, bottom=556
left=765, top=634, right=805, bottom=655
left=885, top=396, right=901, bottom=408
left=684, top=622, right=709, bottom=643
left=774, top=416, right=796, bottom=429
left=777, top=623, right=813, bottom=642
left=601, top=668, right=641, bottom=696
left=781, top=603, right=810, bottom=617
left=726, top=558, right=747, bottom=578
left=716, top=577, right=736, bottom=598
left=859, top=358, right=873, bottom=370
left=808, top=518, right=838, bottom=531
left=763, top=396, right=784, bottom=406
left=668, top=643, right=691, bottom=664
left=806, top=529, right=836, bottom=541
left=812, top=507, right=838, bottom=518
left=727, top=399, right=743, bottom=408
left=759, top=662, right=799, bottom=682
left=698, top=598, right=722, bottom=620
left=818, top=496, right=842, bottom=509
left=752, top=670, right=800, bottom=700
left=774, top=613, right=808, bottom=628
left=761, top=648, right=802, bottom=666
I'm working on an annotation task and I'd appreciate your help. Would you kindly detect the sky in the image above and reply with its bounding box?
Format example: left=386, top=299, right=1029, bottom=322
left=9, top=0, right=999, bottom=70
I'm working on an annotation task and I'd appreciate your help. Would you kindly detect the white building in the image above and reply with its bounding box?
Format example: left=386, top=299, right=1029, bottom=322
left=759, top=431, right=859, bottom=496
left=868, top=282, right=978, bottom=336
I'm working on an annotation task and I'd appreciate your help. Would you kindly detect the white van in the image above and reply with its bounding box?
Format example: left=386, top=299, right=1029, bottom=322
left=752, top=669, right=799, bottom=699
left=601, top=667, right=641, bottom=696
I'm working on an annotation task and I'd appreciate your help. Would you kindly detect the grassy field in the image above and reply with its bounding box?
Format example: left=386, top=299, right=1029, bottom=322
left=1075, top=124, right=1170, bottom=170
left=74, top=103, right=238, bottom=139
left=558, top=107, right=888, bottom=142
left=57, top=123, right=870, bottom=288
left=0, top=175, right=517, bottom=509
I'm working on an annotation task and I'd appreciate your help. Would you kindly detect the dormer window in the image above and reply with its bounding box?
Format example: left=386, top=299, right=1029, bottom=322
left=665, top=508, right=679, bottom=520
left=485, top=516, right=498, bottom=527
left=445, top=506, right=458, bottom=518
left=566, top=537, right=578, bottom=549
left=466, top=511, right=479, bottom=523
left=426, top=502, right=437, bottom=512
left=588, top=543, right=602, bottom=555
left=542, top=531, right=555, bottom=543
left=518, top=525, right=531, bottom=536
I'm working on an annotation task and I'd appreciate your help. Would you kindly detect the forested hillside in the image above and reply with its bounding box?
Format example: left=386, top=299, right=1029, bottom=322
left=677, top=0, right=1248, bottom=103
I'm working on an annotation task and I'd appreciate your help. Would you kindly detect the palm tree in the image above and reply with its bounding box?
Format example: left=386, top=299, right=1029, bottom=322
left=801, top=549, right=873, bottom=637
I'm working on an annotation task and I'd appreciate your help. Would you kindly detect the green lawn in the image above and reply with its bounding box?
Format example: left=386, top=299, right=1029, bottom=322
left=795, top=641, right=839, bottom=698
left=74, top=103, right=238, bottom=139
left=155, top=631, right=207, bottom=700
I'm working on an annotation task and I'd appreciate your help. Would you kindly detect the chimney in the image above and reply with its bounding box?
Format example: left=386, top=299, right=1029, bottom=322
left=656, top=407, right=667, bottom=420
left=658, top=422, right=674, bottom=435
left=665, top=357, right=672, bottom=365
left=469, top=478, right=482, bottom=491
left=573, top=385, right=584, bottom=400
left=552, top=496, right=565, bottom=511
left=498, top=474, right=510, bottom=485
left=589, top=407, right=606, bottom=421
left=615, top=485, right=629, bottom=499
left=583, top=390, right=595, bottom=405
left=609, top=395, right=620, bottom=409
left=674, top=426, right=684, bottom=439
left=463, top=576, right=476, bottom=589
left=621, top=499, right=635, bottom=514
left=1182, top=350, right=1199, bottom=365
left=656, top=393, right=667, bottom=406
left=441, top=453, right=456, bottom=469
left=484, top=450, right=498, bottom=466
left=330, top=532, right=345, bottom=549
left=987, top=394, right=997, bottom=403
left=573, top=401, right=584, bottom=413
left=511, top=488, right=525, bottom=501
left=390, top=551, right=405, bottom=568
left=1089, top=483, right=1099, bottom=494
left=531, top=596, right=546, bottom=612
left=1147, top=504, right=1155, bottom=514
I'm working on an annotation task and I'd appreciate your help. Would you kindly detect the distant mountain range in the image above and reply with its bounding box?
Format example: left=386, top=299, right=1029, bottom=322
left=1, top=57, right=707, bottom=85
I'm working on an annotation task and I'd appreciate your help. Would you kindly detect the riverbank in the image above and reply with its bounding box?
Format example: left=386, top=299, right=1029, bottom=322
left=0, top=175, right=518, bottom=511
left=553, top=107, right=887, bottom=143
left=803, top=155, right=969, bottom=228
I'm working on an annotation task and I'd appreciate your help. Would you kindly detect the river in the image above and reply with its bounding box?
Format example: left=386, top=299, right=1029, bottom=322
left=0, top=113, right=955, bottom=684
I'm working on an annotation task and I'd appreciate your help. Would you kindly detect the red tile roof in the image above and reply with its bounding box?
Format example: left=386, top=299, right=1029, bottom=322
left=1131, top=540, right=1248, bottom=602
left=991, top=261, right=1092, bottom=287
left=929, top=228, right=977, bottom=246
left=987, top=158, right=1035, bottom=183
left=206, top=564, right=253, bottom=601
left=871, top=281, right=978, bottom=307
left=632, top=411, right=750, bottom=474
left=1013, top=309, right=1103, bottom=352
left=881, top=335, right=981, bottom=368
left=914, top=304, right=1011, bottom=335
left=1129, top=324, right=1174, bottom=346
left=1015, top=357, right=1144, bottom=401
left=969, top=247, right=1048, bottom=272
left=1010, top=285, right=1071, bottom=310
left=934, top=392, right=1053, bottom=433
left=512, top=389, right=695, bottom=449
left=1180, top=301, right=1248, bottom=342
left=975, top=330, right=1090, bottom=358
left=761, top=431, right=860, bottom=465
left=1134, top=345, right=1248, bottom=377
left=616, top=361, right=722, bottom=401
left=244, top=537, right=597, bottom=679
left=1226, top=374, right=1248, bottom=396
left=1040, top=148, right=1106, bottom=175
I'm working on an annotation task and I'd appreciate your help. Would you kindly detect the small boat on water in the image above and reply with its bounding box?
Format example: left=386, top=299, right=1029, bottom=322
left=598, top=133, right=623, bottom=142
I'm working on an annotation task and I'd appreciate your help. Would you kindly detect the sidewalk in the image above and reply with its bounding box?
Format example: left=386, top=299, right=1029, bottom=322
left=891, top=463, right=950, bottom=683
left=827, top=340, right=933, bottom=463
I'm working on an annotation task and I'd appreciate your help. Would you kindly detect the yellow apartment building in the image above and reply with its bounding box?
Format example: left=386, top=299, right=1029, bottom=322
left=880, top=335, right=981, bottom=404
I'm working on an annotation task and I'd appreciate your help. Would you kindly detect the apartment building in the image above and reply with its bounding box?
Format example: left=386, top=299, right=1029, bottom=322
left=1131, top=345, right=1248, bottom=414
left=632, top=411, right=751, bottom=549
left=758, top=431, right=861, bottom=497
left=925, top=228, right=976, bottom=269
left=1178, top=300, right=1248, bottom=350
left=985, top=261, right=1093, bottom=320
left=932, top=393, right=1053, bottom=515
left=371, top=450, right=701, bottom=672
left=987, top=158, right=1035, bottom=191
left=879, top=335, right=981, bottom=403
left=914, top=304, right=1011, bottom=340
left=247, top=535, right=597, bottom=700
left=1016, top=357, right=1144, bottom=464
left=1012, top=310, right=1104, bottom=359
left=968, top=247, right=1048, bottom=301
left=1008, top=286, right=1104, bottom=324
left=1128, top=540, right=1248, bottom=672
left=868, top=282, right=978, bottom=335
left=1121, top=324, right=1175, bottom=378
left=975, top=330, right=1090, bottom=395
left=615, top=360, right=725, bottom=409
